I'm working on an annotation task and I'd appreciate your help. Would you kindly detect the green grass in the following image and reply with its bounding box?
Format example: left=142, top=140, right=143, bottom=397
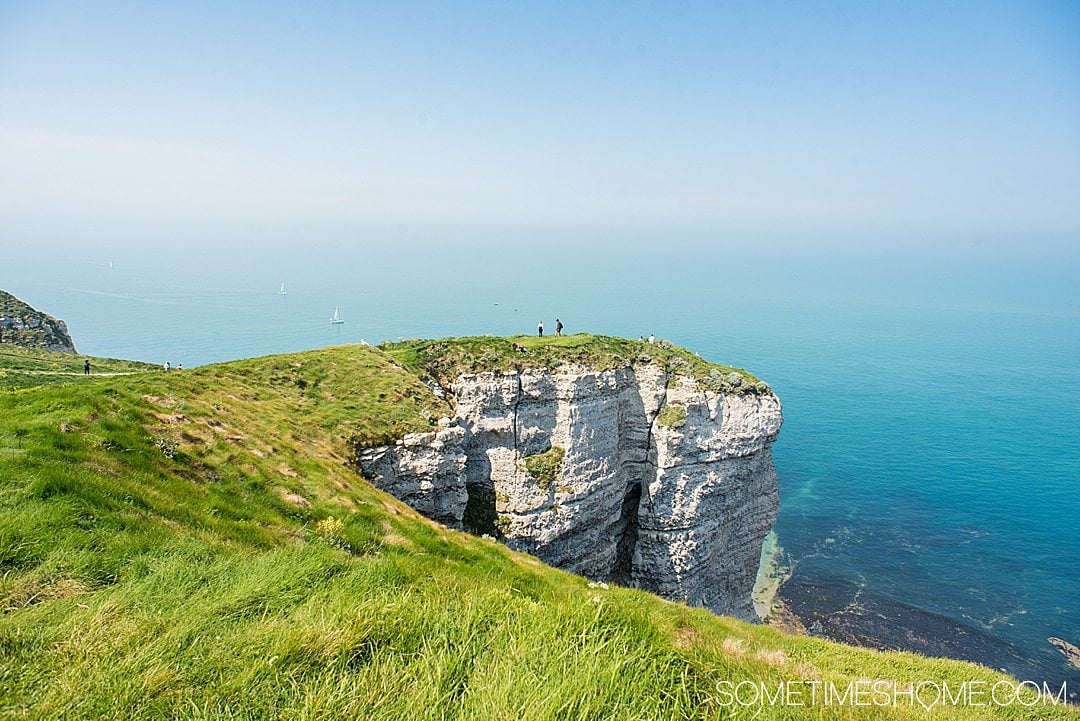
left=384, top=333, right=772, bottom=395
left=0, top=343, right=1074, bottom=719
left=0, top=345, right=158, bottom=390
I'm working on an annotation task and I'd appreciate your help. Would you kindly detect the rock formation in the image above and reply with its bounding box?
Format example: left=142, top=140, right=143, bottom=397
left=354, top=350, right=782, bottom=622
left=0, top=290, right=77, bottom=353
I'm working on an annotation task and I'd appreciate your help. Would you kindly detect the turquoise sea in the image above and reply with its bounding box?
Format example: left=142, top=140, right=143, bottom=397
left=4, top=242, right=1078, bottom=693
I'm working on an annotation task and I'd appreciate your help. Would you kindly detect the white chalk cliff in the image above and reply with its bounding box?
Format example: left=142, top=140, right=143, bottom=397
left=355, top=360, right=782, bottom=622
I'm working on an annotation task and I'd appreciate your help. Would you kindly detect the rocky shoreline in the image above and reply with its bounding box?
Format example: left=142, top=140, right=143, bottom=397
left=766, top=560, right=1080, bottom=704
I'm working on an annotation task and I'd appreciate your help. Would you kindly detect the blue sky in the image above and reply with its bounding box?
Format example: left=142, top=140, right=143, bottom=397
left=1, top=1, right=1077, bottom=255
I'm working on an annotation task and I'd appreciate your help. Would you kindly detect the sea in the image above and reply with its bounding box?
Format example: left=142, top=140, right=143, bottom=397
left=3, top=240, right=1078, bottom=694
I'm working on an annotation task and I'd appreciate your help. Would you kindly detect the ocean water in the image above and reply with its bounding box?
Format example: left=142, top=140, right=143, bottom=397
left=3, top=242, right=1078, bottom=691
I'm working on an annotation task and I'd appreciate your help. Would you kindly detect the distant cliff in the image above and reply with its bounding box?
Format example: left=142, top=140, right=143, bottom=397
left=0, top=290, right=76, bottom=353
left=355, top=337, right=782, bottom=621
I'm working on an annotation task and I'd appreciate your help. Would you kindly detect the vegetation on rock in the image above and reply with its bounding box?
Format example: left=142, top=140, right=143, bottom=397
left=0, top=290, right=77, bottom=353
left=384, top=333, right=772, bottom=396
left=656, top=403, right=688, bottom=429
left=522, top=445, right=566, bottom=490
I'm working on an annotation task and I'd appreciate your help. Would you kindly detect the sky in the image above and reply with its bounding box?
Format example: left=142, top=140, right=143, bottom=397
left=1, top=1, right=1078, bottom=256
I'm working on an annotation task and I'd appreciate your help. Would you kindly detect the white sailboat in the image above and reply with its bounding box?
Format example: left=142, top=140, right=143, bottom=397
left=279, top=282, right=287, bottom=295
left=329, top=306, right=345, bottom=324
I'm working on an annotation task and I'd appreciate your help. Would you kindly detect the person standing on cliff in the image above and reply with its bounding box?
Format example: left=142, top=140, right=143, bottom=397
left=555, top=318, right=563, bottom=336
left=83, top=359, right=90, bottom=375
left=538, top=320, right=544, bottom=337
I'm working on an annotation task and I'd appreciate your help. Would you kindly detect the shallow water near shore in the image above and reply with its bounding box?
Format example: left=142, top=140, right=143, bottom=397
left=4, top=242, right=1078, bottom=693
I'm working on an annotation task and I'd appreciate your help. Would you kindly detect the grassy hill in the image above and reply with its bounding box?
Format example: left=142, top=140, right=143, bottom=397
left=0, top=339, right=1073, bottom=719
left=0, top=345, right=158, bottom=390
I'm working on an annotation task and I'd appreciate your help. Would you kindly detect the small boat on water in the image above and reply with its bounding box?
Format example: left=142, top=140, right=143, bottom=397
left=279, top=282, right=287, bottom=295
left=329, top=306, right=345, bottom=324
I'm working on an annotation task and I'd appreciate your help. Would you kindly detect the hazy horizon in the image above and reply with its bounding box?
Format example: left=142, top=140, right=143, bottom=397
left=2, top=1, right=1079, bottom=258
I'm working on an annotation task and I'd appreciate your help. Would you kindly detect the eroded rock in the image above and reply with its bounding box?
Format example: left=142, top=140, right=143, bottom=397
left=355, top=362, right=782, bottom=622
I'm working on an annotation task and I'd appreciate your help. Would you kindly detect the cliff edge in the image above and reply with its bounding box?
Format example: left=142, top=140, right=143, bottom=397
left=0, top=289, right=76, bottom=353
left=4, top=341, right=1057, bottom=718
left=354, top=335, right=782, bottom=621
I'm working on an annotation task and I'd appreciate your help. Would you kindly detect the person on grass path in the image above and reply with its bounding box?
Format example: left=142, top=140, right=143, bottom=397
left=84, top=359, right=90, bottom=375
left=538, top=320, right=544, bottom=337
left=555, top=318, right=564, bottom=336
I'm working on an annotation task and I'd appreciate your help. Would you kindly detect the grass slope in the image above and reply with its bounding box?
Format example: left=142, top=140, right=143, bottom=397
left=0, top=343, right=1073, bottom=720
left=0, top=345, right=157, bottom=390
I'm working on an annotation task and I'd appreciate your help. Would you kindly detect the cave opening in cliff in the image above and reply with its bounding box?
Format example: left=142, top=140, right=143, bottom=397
left=462, top=480, right=499, bottom=537
left=612, top=478, right=643, bottom=585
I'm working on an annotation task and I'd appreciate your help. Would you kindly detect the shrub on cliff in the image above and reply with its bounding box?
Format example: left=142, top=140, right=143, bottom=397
left=656, top=403, right=688, bottom=429
left=523, top=445, right=566, bottom=489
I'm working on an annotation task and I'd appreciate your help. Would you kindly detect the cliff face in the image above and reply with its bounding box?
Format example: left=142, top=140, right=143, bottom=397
left=354, top=360, right=781, bottom=622
left=0, top=290, right=77, bottom=353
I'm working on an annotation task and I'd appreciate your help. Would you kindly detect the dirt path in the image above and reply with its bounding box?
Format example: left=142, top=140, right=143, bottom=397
left=9, top=370, right=143, bottom=377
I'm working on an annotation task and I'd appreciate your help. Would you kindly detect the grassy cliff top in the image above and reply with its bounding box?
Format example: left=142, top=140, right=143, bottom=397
left=0, top=345, right=1071, bottom=719
left=385, top=333, right=772, bottom=395
left=0, top=345, right=158, bottom=390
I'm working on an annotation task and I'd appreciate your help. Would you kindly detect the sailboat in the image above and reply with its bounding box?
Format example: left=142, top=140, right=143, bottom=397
left=279, top=282, right=287, bottom=295
left=329, top=307, right=345, bottom=324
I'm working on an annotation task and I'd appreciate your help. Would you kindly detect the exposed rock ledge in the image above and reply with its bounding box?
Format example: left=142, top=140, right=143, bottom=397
left=354, top=361, right=782, bottom=622
left=0, top=289, right=77, bottom=353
